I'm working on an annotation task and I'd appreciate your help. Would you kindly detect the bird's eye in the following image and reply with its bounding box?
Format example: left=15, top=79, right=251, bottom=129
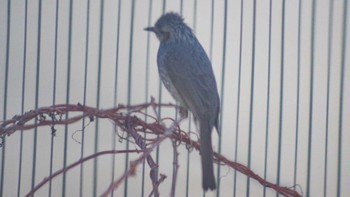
left=163, top=32, right=170, bottom=40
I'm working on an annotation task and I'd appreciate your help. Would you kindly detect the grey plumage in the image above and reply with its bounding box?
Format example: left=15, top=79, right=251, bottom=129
left=145, top=12, right=220, bottom=191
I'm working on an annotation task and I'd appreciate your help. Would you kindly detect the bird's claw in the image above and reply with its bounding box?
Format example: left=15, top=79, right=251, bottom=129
left=179, top=107, right=188, bottom=119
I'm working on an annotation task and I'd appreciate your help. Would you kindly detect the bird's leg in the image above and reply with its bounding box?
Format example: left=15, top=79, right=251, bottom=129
left=179, top=106, right=188, bottom=119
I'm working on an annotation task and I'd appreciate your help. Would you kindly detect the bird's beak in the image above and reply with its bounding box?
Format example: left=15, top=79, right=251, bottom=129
left=144, top=27, right=154, bottom=32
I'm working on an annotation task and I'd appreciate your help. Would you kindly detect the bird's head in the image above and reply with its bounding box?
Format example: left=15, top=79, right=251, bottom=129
left=144, top=12, right=189, bottom=42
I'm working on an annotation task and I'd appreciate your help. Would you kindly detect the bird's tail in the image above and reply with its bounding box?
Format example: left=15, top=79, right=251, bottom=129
left=200, top=120, right=216, bottom=191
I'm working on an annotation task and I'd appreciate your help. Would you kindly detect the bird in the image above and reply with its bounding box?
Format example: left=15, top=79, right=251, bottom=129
left=144, top=12, right=220, bottom=191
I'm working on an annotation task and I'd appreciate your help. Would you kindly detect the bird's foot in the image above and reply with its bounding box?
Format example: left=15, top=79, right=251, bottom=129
left=179, top=107, right=188, bottom=119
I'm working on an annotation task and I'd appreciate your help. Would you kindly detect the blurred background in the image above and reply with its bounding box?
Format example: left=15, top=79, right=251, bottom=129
left=0, top=0, right=349, bottom=196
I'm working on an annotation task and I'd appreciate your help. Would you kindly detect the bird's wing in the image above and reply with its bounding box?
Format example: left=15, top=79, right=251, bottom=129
left=160, top=41, right=219, bottom=119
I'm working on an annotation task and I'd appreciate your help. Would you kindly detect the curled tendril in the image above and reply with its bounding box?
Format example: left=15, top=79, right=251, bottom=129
left=185, top=141, right=194, bottom=152
left=172, top=138, right=182, bottom=147
left=185, top=131, right=199, bottom=152
left=289, top=184, right=303, bottom=197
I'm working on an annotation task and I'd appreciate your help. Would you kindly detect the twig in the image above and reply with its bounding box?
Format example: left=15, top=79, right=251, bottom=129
left=25, top=149, right=140, bottom=197
left=170, top=140, right=179, bottom=197
left=101, top=126, right=175, bottom=197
